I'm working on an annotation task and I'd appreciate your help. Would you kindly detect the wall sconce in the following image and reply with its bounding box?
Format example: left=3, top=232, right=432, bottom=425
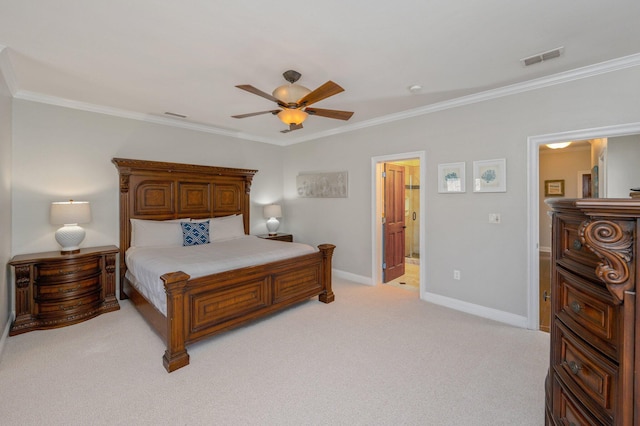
left=50, top=200, right=91, bottom=254
left=263, top=204, right=282, bottom=236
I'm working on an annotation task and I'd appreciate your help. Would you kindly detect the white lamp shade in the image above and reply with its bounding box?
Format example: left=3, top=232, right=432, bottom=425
left=50, top=201, right=91, bottom=225
left=263, top=204, right=282, bottom=219
left=51, top=201, right=91, bottom=253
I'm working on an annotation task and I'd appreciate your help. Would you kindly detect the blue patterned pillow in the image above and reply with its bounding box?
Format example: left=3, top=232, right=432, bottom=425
left=180, top=221, right=210, bottom=246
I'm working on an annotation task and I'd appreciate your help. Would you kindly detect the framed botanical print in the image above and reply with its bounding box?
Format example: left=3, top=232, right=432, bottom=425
left=473, top=158, right=506, bottom=193
left=438, top=162, right=465, bottom=193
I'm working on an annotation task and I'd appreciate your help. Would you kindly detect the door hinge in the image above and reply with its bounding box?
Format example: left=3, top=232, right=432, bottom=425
left=382, top=263, right=387, bottom=270
left=382, top=171, right=386, bottom=178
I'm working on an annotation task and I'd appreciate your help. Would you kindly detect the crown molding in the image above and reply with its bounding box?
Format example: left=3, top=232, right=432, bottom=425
left=0, top=45, right=18, bottom=96
left=10, top=52, right=640, bottom=146
left=284, top=53, right=640, bottom=145
left=13, top=90, right=281, bottom=145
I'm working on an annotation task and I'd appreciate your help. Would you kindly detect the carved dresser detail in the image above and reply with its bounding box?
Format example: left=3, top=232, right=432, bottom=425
left=9, top=245, right=119, bottom=335
left=545, top=199, right=639, bottom=425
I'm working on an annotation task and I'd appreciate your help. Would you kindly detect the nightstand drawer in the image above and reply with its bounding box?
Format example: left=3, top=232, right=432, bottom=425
left=35, top=275, right=101, bottom=301
left=35, top=258, right=101, bottom=283
left=9, top=245, right=119, bottom=335
left=37, top=290, right=102, bottom=318
left=556, top=268, right=620, bottom=360
left=553, top=321, right=617, bottom=418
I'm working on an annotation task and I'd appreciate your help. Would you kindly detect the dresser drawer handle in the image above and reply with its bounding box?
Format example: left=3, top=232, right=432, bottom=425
left=60, top=302, right=82, bottom=311
left=572, top=239, right=582, bottom=250
left=59, top=285, right=81, bottom=293
left=58, top=268, right=81, bottom=275
left=570, top=301, right=582, bottom=314
left=565, top=360, right=582, bottom=375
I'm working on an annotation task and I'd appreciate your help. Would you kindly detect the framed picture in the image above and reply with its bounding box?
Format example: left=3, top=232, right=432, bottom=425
left=473, top=158, right=506, bottom=193
left=296, top=171, right=348, bottom=198
left=544, top=179, right=565, bottom=197
left=437, top=162, right=465, bottom=193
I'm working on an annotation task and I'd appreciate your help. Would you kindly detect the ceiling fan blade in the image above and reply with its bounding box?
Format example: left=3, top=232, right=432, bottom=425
left=235, top=85, right=281, bottom=103
left=297, top=81, right=344, bottom=107
left=232, top=110, right=280, bottom=119
left=305, top=107, right=354, bottom=121
left=281, top=123, right=303, bottom=133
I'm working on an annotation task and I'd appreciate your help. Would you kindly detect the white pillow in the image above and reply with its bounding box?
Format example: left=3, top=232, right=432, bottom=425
left=211, top=214, right=246, bottom=241
left=130, top=218, right=187, bottom=247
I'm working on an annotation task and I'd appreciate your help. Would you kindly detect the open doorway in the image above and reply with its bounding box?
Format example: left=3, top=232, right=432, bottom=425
left=371, top=152, right=426, bottom=295
left=526, top=122, right=640, bottom=330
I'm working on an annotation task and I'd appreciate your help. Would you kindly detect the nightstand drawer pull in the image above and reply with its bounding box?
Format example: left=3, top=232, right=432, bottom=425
left=570, top=301, right=582, bottom=314
left=60, top=302, right=82, bottom=311
left=58, top=268, right=81, bottom=276
left=59, top=285, right=80, bottom=293
left=572, top=239, right=582, bottom=250
left=566, top=360, right=582, bottom=375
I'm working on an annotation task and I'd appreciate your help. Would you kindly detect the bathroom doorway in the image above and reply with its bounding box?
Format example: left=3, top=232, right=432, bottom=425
left=372, top=152, right=425, bottom=294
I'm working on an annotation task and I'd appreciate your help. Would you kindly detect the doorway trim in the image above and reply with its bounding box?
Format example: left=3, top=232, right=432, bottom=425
left=527, top=121, right=640, bottom=330
left=371, top=151, right=426, bottom=295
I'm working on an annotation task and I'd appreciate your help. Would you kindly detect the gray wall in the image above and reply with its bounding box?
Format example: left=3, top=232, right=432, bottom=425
left=11, top=101, right=286, bottom=256
left=283, top=66, right=640, bottom=317
left=0, top=49, right=12, bottom=343
left=606, top=135, right=640, bottom=197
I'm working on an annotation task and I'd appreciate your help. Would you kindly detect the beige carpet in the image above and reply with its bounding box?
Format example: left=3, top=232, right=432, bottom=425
left=0, top=278, right=549, bottom=425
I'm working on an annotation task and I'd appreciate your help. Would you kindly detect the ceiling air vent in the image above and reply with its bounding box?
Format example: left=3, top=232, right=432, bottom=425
left=521, top=47, right=564, bottom=67
left=164, top=111, right=187, bottom=118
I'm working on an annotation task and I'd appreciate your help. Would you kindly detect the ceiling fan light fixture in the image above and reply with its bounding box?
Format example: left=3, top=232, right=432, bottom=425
left=277, top=108, right=308, bottom=125
left=272, top=83, right=311, bottom=104
left=546, top=142, right=572, bottom=149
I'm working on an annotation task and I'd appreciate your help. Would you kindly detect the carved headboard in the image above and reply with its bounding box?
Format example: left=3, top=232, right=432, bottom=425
left=112, top=158, right=257, bottom=280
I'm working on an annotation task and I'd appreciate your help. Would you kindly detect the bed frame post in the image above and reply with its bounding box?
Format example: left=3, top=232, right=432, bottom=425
left=318, top=244, right=336, bottom=303
left=161, top=271, right=191, bottom=372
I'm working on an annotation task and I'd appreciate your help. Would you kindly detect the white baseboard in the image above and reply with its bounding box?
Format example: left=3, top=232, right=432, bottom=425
left=0, top=312, right=14, bottom=364
left=422, top=291, right=529, bottom=329
left=333, top=269, right=373, bottom=286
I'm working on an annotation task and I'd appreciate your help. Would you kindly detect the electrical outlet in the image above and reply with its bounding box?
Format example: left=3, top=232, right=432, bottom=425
left=453, top=270, right=461, bottom=280
left=489, top=213, right=501, bottom=224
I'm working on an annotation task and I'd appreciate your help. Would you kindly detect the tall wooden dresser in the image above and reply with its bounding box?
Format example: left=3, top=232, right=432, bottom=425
left=545, top=199, right=639, bottom=425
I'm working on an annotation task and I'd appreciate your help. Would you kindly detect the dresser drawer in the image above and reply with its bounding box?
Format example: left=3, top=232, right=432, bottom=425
left=552, top=375, right=609, bottom=426
left=35, top=276, right=101, bottom=301
left=37, top=291, right=102, bottom=318
left=35, top=257, right=101, bottom=283
left=555, top=214, right=599, bottom=278
left=555, top=268, right=620, bottom=360
left=553, top=321, right=618, bottom=421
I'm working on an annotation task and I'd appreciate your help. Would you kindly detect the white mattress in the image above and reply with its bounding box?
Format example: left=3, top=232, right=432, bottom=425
left=125, top=235, right=317, bottom=316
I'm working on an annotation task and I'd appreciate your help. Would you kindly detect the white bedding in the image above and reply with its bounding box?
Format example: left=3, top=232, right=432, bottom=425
left=125, top=235, right=317, bottom=315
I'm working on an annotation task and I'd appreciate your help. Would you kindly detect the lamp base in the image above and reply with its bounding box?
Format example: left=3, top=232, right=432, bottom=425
left=55, top=225, right=86, bottom=254
left=266, top=217, right=280, bottom=236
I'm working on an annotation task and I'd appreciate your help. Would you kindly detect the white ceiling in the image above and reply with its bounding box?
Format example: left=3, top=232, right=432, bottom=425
left=1, top=0, right=639, bottom=145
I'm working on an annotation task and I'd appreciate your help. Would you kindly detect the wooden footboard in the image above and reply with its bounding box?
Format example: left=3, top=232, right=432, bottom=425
left=160, top=244, right=335, bottom=372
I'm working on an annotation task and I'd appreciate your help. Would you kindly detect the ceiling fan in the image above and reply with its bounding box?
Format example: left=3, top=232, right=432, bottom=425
left=232, top=70, right=354, bottom=133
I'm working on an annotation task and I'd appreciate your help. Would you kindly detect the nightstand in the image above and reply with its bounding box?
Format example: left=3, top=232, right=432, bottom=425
left=9, top=245, right=119, bottom=335
left=257, top=233, right=293, bottom=242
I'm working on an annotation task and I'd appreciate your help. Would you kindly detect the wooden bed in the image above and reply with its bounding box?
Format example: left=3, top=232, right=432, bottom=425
left=112, top=158, right=335, bottom=372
